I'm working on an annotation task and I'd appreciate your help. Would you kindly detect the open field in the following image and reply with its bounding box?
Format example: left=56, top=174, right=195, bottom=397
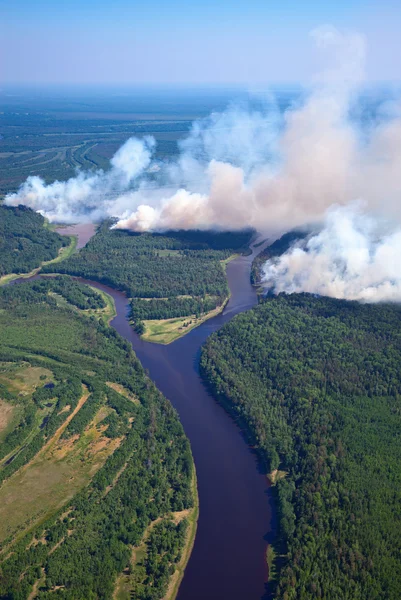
left=0, top=399, right=16, bottom=440
left=140, top=302, right=227, bottom=344
left=0, top=364, right=53, bottom=450
left=0, top=365, right=53, bottom=396
left=0, top=390, right=121, bottom=544
left=106, top=382, right=139, bottom=404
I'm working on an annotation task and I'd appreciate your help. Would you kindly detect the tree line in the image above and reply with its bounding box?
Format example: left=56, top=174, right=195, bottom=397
left=0, top=205, right=67, bottom=276
left=130, top=295, right=223, bottom=321
left=201, top=293, right=401, bottom=599
left=46, top=222, right=253, bottom=320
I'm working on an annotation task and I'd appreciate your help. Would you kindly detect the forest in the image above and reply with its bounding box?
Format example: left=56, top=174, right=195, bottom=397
left=47, top=222, right=253, bottom=324
left=130, top=295, right=223, bottom=321
left=47, top=222, right=253, bottom=298
left=201, top=293, right=401, bottom=599
left=4, top=275, right=107, bottom=310
left=0, top=205, right=68, bottom=277
left=0, top=279, right=194, bottom=600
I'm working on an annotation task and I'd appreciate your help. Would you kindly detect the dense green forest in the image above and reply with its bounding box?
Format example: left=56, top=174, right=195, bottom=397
left=12, top=275, right=107, bottom=310
left=47, top=222, right=252, bottom=298
left=250, top=231, right=308, bottom=285
left=0, top=279, right=194, bottom=599
left=201, top=293, right=401, bottom=599
left=0, top=205, right=68, bottom=277
left=47, top=222, right=253, bottom=324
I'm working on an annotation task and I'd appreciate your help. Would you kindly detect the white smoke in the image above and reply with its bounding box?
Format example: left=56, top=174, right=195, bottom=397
left=262, top=203, right=401, bottom=302
left=108, top=28, right=401, bottom=234
left=4, top=27, right=401, bottom=302
left=5, top=136, right=155, bottom=223
left=0, top=27, right=381, bottom=230
left=110, top=26, right=377, bottom=233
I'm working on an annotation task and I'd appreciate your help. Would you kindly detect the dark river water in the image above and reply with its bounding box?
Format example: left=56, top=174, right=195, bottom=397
left=78, top=241, right=275, bottom=600
left=14, top=238, right=275, bottom=600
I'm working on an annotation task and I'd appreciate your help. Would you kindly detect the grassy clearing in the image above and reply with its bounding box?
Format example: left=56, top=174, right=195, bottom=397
left=267, top=469, right=287, bottom=485
left=141, top=302, right=227, bottom=345
left=0, top=365, right=53, bottom=396
left=0, top=235, right=77, bottom=286
left=89, top=286, right=116, bottom=324
left=48, top=235, right=77, bottom=264
left=0, top=389, right=120, bottom=544
left=0, top=451, right=89, bottom=543
left=0, top=399, right=16, bottom=440
left=92, top=405, right=113, bottom=427
left=106, top=382, right=139, bottom=404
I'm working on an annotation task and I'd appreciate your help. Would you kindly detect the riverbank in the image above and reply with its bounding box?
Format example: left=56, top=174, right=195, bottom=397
left=139, top=300, right=228, bottom=344
left=7, top=235, right=274, bottom=599
left=137, top=254, right=238, bottom=345
left=81, top=236, right=273, bottom=600
left=163, top=468, right=199, bottom=600
left=0, top=235, right=77, bottom=286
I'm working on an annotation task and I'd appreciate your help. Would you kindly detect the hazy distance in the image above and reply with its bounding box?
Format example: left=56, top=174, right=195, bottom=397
left=1, top=0, right=400, bottom=85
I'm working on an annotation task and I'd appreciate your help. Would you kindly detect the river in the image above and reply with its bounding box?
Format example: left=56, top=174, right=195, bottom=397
left=14, top=235, right=275, bottom=600
left=79, top=240, right=275, bottom=600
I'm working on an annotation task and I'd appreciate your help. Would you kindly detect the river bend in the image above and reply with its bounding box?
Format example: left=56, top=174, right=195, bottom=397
left=13, top=239, right=274, bottom=600
left=83, top=241, right=274, bottom=600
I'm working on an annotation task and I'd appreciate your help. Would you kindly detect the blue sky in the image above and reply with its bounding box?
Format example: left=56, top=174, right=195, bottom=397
left=1, top=0, right=400, bottom=84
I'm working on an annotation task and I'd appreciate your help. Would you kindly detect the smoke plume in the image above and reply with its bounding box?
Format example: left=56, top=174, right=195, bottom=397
left=4, top=27, right=401, bottom=302
left=262, top=203, right=401, bottom=302
left=5, top=137, right=155, bottom=223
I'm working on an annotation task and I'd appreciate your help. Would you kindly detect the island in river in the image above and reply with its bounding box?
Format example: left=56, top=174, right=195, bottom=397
left=44, top=220, right=255, bottom=344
